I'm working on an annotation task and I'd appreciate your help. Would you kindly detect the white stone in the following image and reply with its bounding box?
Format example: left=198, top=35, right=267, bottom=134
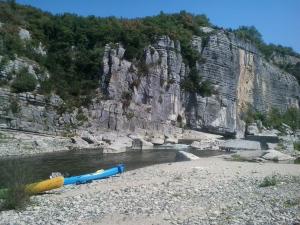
left=19, top=28, right=31, bottom=40
left=200, top=27, right=214, bottom=33
left=151, top=137, right=165, bottom=145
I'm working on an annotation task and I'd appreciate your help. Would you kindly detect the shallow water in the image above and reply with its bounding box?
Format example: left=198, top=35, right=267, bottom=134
left=0, top=147, right=226, bottom=188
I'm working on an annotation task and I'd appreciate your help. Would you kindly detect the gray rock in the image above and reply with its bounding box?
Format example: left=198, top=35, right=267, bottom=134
left=246, top=123, right=260, bottom=135
left=190, top=140, right=220, bottom=150
left=151, top=137, right=165, bottom=145
left=165, top=136, right=178, bottom=144
left=185, top=31, right=299, bottom=137
left=71, top=136, right=90, bottom=148
left=129, top=134, right=154, bottom=150
left=220, top=139, right=261, bottom=151
left=103, top=135, right=133, bottom=153
left=80, top=131, right=97, bottom=144
left=18, top=28, right=31, bottom=40
left=262, top=150, right=295, bottom=161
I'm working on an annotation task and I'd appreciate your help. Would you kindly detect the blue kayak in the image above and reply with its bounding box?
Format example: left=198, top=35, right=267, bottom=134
left=63, top=164, right=125, bottom=185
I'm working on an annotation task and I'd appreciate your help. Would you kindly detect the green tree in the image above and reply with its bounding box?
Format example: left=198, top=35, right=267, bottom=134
left=11, top=67, right=37, bottom=93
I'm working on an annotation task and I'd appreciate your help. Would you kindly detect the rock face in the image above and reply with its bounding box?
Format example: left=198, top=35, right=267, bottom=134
left=220, top=139, right=261, bottom=151
left=101, top=30, right=299, bottom=138
left=97, top=37, right=186, bottom=136
left=185, top=30, right=299, bottom=137
left=0, top=28, right=299, bottom=140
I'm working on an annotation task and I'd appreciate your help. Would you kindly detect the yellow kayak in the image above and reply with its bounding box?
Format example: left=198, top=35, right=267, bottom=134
left=25, top=169, right=104, bottom=194
left=25, top=176, right=64, bottom=195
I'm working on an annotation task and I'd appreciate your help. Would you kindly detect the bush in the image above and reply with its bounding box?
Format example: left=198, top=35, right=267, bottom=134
left=294, top=142, right=300, bottom=151
left=243, top=107, right=266, bottom=125
left=181, top=67, right=213, bottom=97
left=0, top=160, right=33, bottom=210
left=244, top=107, right=300, bottom=132
left=121, top=91, right=132, bottom=109
left=259, top=175, right=278, bottom=187
left=11, top=67, right=37, bottom=93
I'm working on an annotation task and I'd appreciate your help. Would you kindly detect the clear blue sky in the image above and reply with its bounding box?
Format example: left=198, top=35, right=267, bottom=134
left=16, top=0, right=300, bottom=53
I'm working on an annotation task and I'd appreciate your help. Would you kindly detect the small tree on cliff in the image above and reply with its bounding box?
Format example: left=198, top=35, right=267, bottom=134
left=181, top=68, right=213, bottom=97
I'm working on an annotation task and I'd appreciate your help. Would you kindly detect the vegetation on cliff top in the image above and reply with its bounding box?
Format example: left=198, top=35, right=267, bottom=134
left=232, top=26, right=300, bottom=83
left=0, top=1, right=211, bottom=102
left=233, top=26, right=300, bottom=59
left=0, top=1, right=299, bottom=104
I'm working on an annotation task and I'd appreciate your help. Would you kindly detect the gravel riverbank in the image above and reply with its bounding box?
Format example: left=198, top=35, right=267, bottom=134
left=0, top=158, right=300, bottom=225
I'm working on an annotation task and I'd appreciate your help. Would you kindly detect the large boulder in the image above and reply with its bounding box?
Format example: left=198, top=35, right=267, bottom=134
left=220, top=139, right=261, bottom=151
left=129, top=134, right=154, bottom=150
left=103, top=136, right=133, bottom=153
left=70, top=136, right=90, bottom=148
left=165, top=136, right=178, bottom=144
left=80, top=131, right=97, bottom=144
left=246, top=123, right=260, bottom=135
left=262, top=150, right=295, bottom=161
left=150, top=137, right=165, bottom=145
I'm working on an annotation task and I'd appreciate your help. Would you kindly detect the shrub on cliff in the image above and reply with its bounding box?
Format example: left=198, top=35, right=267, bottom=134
left=11, top=67, right=37, bottom=93
left=181, top=68, right=213, bottom=97
left=294, top=142, right=300, bottom=151
left=233, top=26, right=300, bottom=61
left=244, top=107, right=300, bottom=132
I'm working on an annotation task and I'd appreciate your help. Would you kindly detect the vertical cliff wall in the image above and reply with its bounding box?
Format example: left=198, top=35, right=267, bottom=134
left=184, top=29, right=299, bottom=137
left=99, top=36, right=186, bottom=135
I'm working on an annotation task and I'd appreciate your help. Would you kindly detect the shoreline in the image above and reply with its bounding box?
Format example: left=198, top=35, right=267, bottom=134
left=0, top=158, right=299, bottom=225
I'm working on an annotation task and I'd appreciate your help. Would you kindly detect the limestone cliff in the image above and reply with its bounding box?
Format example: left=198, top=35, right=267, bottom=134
left=0, top=28, right=299, bottom=138
left=100, top=29, right=299, bottom=137
left=185, top=29, right=299, bottom=137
